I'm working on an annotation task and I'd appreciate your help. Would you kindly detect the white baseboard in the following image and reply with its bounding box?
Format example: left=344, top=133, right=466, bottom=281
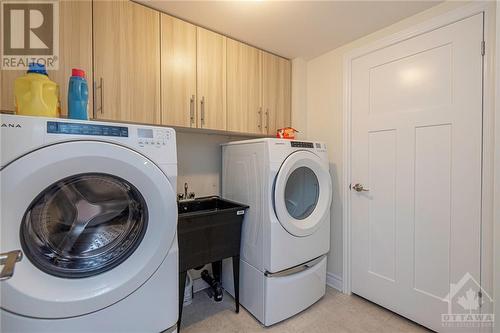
left=326, top=272, right=343, bottom=292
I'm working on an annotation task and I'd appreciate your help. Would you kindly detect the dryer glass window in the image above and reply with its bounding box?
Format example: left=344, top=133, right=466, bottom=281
left=284, top=167, right=319, bottom=220
left=20, top=173, right=148, bottom=278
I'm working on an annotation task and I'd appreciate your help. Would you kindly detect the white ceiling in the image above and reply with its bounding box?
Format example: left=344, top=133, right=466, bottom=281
left=141, top=1, right=442, bottom=60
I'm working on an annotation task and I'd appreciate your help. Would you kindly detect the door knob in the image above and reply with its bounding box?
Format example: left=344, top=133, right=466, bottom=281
left=352, top=183, right=369, bottom=192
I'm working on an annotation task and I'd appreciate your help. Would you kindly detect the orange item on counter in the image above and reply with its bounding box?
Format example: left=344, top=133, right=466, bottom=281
left=276, top=127, right=299, bottom=139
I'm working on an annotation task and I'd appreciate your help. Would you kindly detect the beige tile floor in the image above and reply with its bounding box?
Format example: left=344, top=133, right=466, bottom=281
left=181, top=287, right=431, bottom=333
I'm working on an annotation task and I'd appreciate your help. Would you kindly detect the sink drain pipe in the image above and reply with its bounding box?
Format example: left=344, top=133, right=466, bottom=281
left=201, top=269, right=223, bottom=302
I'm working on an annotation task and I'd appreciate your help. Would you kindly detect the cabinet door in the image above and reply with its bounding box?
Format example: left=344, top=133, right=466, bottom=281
left=1, top=1, right=93, bottom=115
left=262, top=52, right=291, bottom=135
left=196, top=27, right=226, bottom=131
left=93, top=1, right=160, bottom=124
left=226, top=39, right=262, bottom=134
left=161, top=14, right=196, bottom=128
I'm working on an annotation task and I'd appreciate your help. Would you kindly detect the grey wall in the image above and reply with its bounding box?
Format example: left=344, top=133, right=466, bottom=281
left=176, top=131, right=252, bottom=197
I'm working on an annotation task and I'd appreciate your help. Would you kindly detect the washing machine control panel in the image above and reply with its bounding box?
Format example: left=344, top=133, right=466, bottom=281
left=45, top=120, right=174, bottom=151
left=137, top=128, right=171, bottom=147
left=47, top=121, right=129, bottom=137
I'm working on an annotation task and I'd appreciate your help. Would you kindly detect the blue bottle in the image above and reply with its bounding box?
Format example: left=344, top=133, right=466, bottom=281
left=68, top=68, right=89, bottom=120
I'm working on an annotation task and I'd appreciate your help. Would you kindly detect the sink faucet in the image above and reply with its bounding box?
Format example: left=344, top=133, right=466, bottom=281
left=178, top=182, right=195, bottom=201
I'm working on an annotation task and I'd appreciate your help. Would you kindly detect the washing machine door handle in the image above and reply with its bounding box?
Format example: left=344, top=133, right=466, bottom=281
left=0, top=250, right=23, bottom=281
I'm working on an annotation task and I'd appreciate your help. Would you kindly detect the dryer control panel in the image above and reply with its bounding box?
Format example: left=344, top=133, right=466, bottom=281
left=289, top=141, right=326, bottom=151
left=290, top=141, right=314, bottom=149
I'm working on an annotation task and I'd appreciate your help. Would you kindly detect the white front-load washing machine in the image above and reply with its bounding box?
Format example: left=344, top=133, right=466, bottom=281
left=0, top=114, right=178, bottom=333
left=221, top=138, right=332, bottom=326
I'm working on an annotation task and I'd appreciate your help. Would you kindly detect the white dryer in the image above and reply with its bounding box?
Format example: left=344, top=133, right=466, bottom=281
left=221, top=138, right=331, bottom=326
left=0, top=115, right=178, bottom=333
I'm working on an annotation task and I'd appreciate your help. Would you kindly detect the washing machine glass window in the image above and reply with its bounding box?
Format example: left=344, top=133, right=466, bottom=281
left=20, top=173, right=148, bottom=279
left=284, top=167, right=319, bottom=220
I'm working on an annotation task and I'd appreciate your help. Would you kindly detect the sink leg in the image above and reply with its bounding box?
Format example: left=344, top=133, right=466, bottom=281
left=232, top=255, right=240, bottom=313
left=178, top=270, right=187, bottom=331
left=212, top=260, right=222, bottom=283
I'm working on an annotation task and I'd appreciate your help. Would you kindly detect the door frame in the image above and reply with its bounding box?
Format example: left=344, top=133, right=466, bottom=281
left=341, top=2, right=496, bottom=311
left=494, top=1, right=500, bottom=330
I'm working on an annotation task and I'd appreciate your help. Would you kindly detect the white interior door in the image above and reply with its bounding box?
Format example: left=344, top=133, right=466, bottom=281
left=351, top=14, right=483, bottom=332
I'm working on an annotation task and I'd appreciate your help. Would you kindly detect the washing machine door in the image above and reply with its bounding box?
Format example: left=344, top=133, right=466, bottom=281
left=273, top=150, right=332, bottom=237
left=0, top=141, right=177, bottom=319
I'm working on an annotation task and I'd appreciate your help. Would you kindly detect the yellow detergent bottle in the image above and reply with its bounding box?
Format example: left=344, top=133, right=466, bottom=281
left=14, top=63, right=60, bottom=117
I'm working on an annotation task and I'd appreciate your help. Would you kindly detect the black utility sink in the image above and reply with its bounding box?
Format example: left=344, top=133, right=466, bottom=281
left=177, top=196, right=249, bottom=330
left=177, top=196, right=249, bottom=270
left=178, top=196, right=245, bottom=216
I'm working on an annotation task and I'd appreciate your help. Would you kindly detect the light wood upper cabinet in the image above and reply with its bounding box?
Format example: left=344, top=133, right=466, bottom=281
left=226, top=39, right=262, bottom=134
left=0, top=67, right=20, bottom=112
left=262, top=52, right=291, bottom=135
left=1, top=0, right=292, bottom=137
left=1, top=1, right=93, bottom=115
left=93, top=1, right=160, bottom=124
left=196, top=27, right=226, bottom=131
left=161, top=14, right=197, bottom=128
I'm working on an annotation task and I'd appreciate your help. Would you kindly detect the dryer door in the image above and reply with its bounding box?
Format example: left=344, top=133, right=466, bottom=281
left=0, top=141, right=177, bottom=319
left=274, top=151, right=331, bottom=237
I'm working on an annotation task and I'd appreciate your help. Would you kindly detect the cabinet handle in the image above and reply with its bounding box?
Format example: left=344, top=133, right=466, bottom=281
left=258, top=107, right=262, bottom=131
left=265, top=108, right=269, bottom=132
left=94, top=78, right=104, bottom=116
left=100, top=78, right=104, bottom=114
left=200, top=96, right=205, bottom=127
left=92, top=81, right=97, bottom=119
left=190, top=95, right=195, bottom=126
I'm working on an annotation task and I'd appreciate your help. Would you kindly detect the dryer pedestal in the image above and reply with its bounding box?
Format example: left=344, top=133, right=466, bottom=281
left=223, top=255, right=327, bottom=326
